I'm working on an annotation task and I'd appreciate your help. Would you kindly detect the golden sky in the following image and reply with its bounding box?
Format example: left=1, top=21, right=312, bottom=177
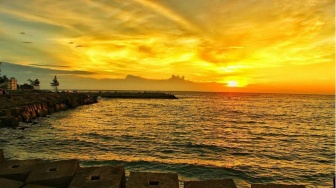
left=0, top=0, right=334, bottom=94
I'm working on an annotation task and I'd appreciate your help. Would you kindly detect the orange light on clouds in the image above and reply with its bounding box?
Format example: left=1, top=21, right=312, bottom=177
left=0, top=0, right=334, bottom=94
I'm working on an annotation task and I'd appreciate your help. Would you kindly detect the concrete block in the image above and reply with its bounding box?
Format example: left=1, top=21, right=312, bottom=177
left=0, top=159, right=42, bottom=182
left=251, top=184, right=306, bottom=188
left=184, top=179, right=237, bottom=188
left=25, top=159, right=79, bottom=188
left=0, top=148, right=4, bottom=163
left=127, top=172, right=179, bottom=188
left=24, top=185, right=57, bottom=188
left=0, top=178, right=24, bottom=188
left=69, top=166, right=126, bottom=188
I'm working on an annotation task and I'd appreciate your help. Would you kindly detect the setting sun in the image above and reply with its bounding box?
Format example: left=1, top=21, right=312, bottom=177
left=227, top=81, right=238, bottom=87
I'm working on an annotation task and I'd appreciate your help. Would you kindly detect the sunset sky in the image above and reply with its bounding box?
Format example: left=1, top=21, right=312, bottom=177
left=0, top=0, right=334, bottom=94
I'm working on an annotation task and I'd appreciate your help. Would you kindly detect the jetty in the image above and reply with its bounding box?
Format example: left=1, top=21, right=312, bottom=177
left=0, top=93, right=98, bottom=128
left=0, top=91, right=177, bottom=128
left=0, top=149, right=310, bottom=188
left=91, top=91, right=178, bottom=99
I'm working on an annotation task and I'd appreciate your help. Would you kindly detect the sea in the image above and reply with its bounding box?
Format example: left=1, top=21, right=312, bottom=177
left=0, top=92, right=335, bottom=187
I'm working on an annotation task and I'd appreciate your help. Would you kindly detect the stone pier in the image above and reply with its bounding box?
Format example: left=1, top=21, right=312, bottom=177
left=94, top=92, right=178, bottom=99
left=0, top=93, right=98, bottom=128
left=0, top=91, right=177, bottom=128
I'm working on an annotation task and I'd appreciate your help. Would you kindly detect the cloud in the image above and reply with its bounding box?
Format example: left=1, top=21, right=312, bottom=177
left=29, top=64, right=71, bottom=68
left=0, top=0, right=334, bottom=93
left=2, top=62, right=95, bottom=75
left=133, top=0, right=201, bottom=33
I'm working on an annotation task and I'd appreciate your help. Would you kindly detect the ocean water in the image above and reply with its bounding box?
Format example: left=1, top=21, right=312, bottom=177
left=0, top=92, right=334, bottom=187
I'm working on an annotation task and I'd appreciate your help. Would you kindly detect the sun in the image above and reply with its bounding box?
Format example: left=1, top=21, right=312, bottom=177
left=227, top=81, right=238, bottom=87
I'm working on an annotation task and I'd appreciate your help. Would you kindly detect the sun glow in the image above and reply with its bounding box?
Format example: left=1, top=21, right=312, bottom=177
left=227, top=81, right=238, bottom=87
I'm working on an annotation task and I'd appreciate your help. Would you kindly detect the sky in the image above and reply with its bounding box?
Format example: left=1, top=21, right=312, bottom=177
left=0, top=0, right=334, bottom=94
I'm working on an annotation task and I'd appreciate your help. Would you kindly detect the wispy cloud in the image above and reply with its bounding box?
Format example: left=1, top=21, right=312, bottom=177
left=3, top=62, right=95, bottom=75
left=29, top=64, right=70, bottom=68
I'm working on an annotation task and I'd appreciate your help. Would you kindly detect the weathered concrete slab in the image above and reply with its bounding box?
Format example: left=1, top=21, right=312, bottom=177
left=184, top=179, right=237, bottom=188
left=24, top=184, right=57, bottom=188
left=25, top=159, right=79, bottom=188
left=0, top=178, right=24, bottom=188
left=0, top=148, right=4, bottom=163
left=69, top=166, right=126, bottom=188
left=127, top=172, right=179, bottom=188
left=251, top=184, right=306, bottom=188
left=0, top=159, right=42, bottom=182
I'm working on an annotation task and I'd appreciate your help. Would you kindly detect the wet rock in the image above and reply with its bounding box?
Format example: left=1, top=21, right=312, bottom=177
left=0, top=93, right=98, bottom=129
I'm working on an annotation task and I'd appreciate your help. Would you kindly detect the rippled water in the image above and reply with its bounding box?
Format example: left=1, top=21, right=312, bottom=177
left=1, top=92, right=334, bottom=187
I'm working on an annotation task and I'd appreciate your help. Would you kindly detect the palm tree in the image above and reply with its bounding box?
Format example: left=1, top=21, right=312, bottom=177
left=27, top=78, right=40, bottom=90
left=34, top=79, right=40, bottom=87
left=50, top=75, right=59, bottom=92
left=27, top=79, right=34, bottom=86
left=27, top=79, right=40, bottom=89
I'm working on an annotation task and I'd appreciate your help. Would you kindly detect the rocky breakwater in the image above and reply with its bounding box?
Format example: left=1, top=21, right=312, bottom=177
left=0, top=93, right=98, bottom=128
left=96, top=92, right=178, bottom=99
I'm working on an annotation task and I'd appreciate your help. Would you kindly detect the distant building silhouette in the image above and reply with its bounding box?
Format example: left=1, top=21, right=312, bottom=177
left=8, top=77, right=17, bottom=90
left=0, top=62, right=17, bottom=90
left=169, top=75, right=185, bottom=81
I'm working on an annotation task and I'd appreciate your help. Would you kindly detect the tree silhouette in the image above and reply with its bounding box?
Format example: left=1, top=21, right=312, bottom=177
left=34, top=79, right=40, bottom=86
left=27, top=79, right=34, bottom=86
left=27, top=79, right=40, bottom=89
left=20, top=83, right=33, bottom=90
left=0, top=75, right=9, bottom=89
left=50, top=75, right=59, bottom=92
